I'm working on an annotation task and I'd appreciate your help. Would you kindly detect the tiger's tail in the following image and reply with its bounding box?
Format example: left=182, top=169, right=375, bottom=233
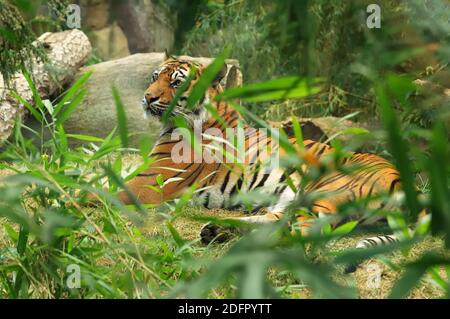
left=345, top=191, right=429, bottom=274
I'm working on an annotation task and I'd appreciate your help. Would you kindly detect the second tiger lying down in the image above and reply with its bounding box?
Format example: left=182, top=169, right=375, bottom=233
left=109, top=54, right=423, bottom=257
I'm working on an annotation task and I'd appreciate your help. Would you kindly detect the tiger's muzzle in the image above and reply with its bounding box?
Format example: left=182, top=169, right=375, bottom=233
left=142, top=94, right=167, bottom=117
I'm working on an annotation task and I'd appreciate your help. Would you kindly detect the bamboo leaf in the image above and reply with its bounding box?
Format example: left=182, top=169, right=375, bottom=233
left=112, top=85, right=129, bottom=148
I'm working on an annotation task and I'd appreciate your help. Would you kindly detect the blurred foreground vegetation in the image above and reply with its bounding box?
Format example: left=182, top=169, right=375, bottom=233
left=0, top=0, right=449, bottom=298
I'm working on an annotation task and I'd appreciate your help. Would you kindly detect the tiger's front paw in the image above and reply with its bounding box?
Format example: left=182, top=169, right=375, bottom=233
left=200, top=223, right=237, bottom=245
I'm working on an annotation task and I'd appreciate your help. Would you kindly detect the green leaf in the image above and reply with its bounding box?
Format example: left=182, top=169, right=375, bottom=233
left=332, top=221, right=358, bottom=236
left=10, top=91, right=43, bottom=122
left=53, top=71, right=92, bottom=116
left=102, top=165, right=147, bottom=215
left=428, top=121, right=450, bottom=246
left=112, top=85, right=129, bottom=148
left=3, top=223, right=18, bottom=242
left=376, top=82, right=420, bottom=219
left=16, top=226, right=28, bottom=255
left=42, top=99, right=54, bottom=115
left=22, top=71, right=44, bottom=112
left=290, top=114, right=304, bottom=150
left=66, top=134, right=105, bottom=142
left=55, top=89, right=86, bottom=126
left=217, top=77, right=322, bottom=102
left=167, top=222, right=186, bottom=248
left=57, top=124, right=68, bottom=156
left=139, top=135, right=153, bottom=158
left=156, top=174, right=164, bottom=187
left=186, top=45, right=231, bottom=109
left=386, top=74, right=415, bottom=106
left=90, top=128, right=121, bottom=161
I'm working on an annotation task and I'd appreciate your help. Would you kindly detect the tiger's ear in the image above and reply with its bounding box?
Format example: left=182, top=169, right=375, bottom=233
left=212, top=64, right=228, bottom=87
left=164, top=49, right=174, bottom=61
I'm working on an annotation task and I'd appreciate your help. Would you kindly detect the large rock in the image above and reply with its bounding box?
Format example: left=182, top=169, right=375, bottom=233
left=64, top=53, right=242, bottom=147
left=0, top=29, right=92, bottom=145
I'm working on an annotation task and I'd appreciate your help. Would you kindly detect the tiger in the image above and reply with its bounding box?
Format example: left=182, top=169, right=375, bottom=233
left=107, top=53, right=426, bottom=270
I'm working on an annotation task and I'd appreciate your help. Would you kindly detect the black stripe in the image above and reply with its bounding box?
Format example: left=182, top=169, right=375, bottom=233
left=367, top=178, right=377, bottom=197
left=162, top=127, right=175, bottom=135
left=278, top=173, right=287, bottom=183
left=358, top=170, right=379, bottom=197
left=206, top=119, right=219, bottom=130
left=155, top=139, right=182, bottom=147
left=220, top=171, right=232, bottom=193
left=316, top=145, right=328, bottom=156
left=251, top=205, right=264, bottom=214
left=304, top=141, right=316, bottom=150
left=385, top=235, right=396, bottom=243
left=248, top=171, right=259, bottom=190
left=204, top=193, right=211, bottom=208
left=151, top=152, right=172, bottom=157
left=308, top=172, right=347, bottom=190
left=334, top=180, right=354, bottom=193
left=137, top=173, right=158, bottom=177
left=226, top=113, right=239, bottom=126
left=176, top=164, right=201, bottom=187
left=313, top=203, right=330, bottom=210
left=389, top=178, right=401, bottom=193
left=181, top=164, right=204, bottom=187
left=276, top=185, right=288, bottom=195
left=253, top=173, right=271, bottom=190
left=173, top=162, right=195, bottom=178
left=229, top=174, right=244, bottom=196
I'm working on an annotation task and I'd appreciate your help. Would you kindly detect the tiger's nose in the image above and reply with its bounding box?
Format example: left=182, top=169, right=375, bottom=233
left=145, top=93, right=159, bottom=104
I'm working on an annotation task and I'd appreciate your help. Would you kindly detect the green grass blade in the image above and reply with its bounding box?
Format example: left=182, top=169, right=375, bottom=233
left=112, top=85, right=129, bottom=148
left=217, top=77, right=322, bottom=102
left=10, top=91, right=43, bottom=122
left=53, top=71, right=92, bottom=117
left=376, top=82, right=420, bottom=219
left=55, top=89, right=86, bottom=126
left=428, top=121, right=450, bottom=246
left=186, top=45, right=231, bottom=109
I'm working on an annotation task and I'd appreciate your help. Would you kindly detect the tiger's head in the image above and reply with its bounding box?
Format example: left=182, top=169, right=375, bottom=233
left=142, top=53, right=227, bottom=125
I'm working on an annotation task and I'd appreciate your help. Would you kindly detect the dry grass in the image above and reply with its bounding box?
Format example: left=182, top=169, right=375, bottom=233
left=139, top=206, right=447, bottom=299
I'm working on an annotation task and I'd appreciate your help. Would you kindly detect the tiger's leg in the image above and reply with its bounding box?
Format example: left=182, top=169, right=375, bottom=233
left=275, top=198, right=339, bottom=236
left=199, top=211, right=284, bottom=244
left=200, top=187, right=295, bottom=244
left=200, top=186, right=298, bottom=244
left=199, top=197, right=338, bottom=244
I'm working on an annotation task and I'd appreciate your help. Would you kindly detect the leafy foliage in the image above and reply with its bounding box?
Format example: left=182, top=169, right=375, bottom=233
left=0, top=0, right=67, bottom=84
left=0, top=0, right=449, bottom=299
left=183, top=0, right=449, bottom=125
